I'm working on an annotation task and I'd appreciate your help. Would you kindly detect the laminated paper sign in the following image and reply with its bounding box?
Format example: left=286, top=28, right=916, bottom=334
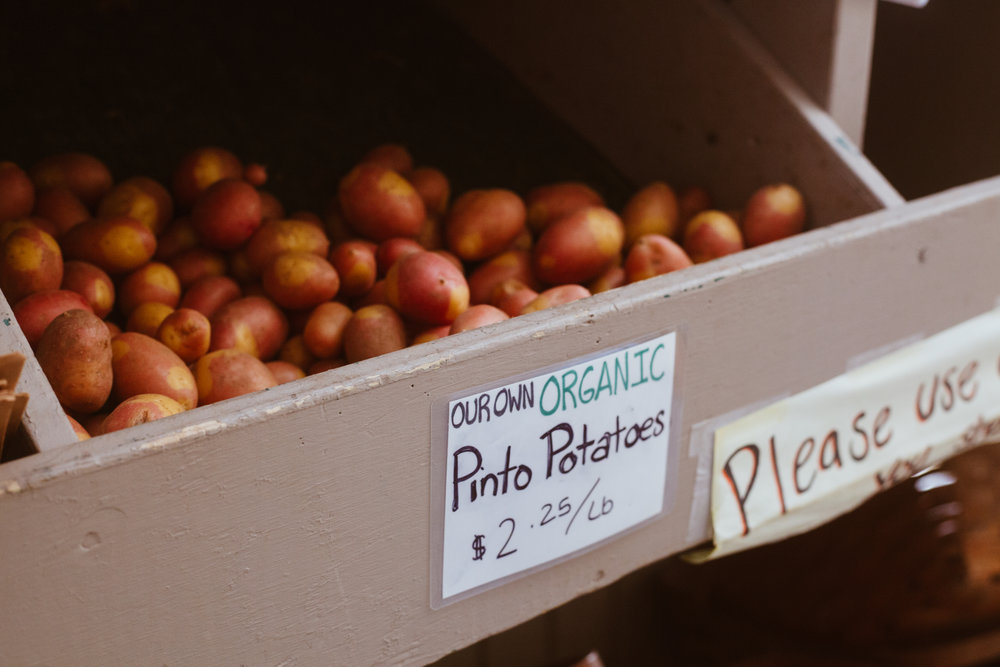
left=432, top=332, right=677, bottom=606
left=705, top=308, right=1000, bottom=560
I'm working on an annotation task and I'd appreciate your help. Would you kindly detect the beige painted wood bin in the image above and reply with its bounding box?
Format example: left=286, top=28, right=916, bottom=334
left=0, top=0, right=966, bottom=664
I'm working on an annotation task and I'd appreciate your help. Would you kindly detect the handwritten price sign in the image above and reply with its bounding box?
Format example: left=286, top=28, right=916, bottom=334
left=432, top=332, right=677, bottom=605
left=705, top=308, right=1000, bottom=560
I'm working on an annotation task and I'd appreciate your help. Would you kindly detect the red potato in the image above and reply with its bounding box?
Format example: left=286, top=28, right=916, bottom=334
left=289, top=210, right=323, bottom=226
left=102, top=393, right=186, bottom=434
left=117, top=261, right=182, bottom=317
left=678, top=184, right=712, bottom=223
left=302, top=301, right=352, bottom=359
left=408, top=166, right=450, bottom=218
left=266, top=360, right=306, bottom=384
left=178, top=274, right=242, bottom=318
left=338, top=162, right=425, bottom=241
left=13, top=289, right=93, bottom=348
left=0, top=225, right=63, bottom=303
left=35, top=309, right=113, bottom=414
left=171, top=146, right=244, bottom=210
left=111, top=331, right=198, bottom=409
left=410, top=324, right=451, bottom=345
left=156, top=307, right=211, bottom=364
left=525, top=181, right=604, bottom=234
left=243, top=163, right=269, bottom=188
left=445, top=188, right=526, bottom=262
left=623, top=233, right=693, bottom=283
left=278, top=334, right=316, bottom=370
left=80, top=412, right=109, bottom=437
left=104, top=320, right=122, bottom=337
left=261, top=251, right=340, bottom=310
left=449, top=304, right=509, bottom=334
left=32, top=186, right=91, bottom=235
left=354, top=278, right=387, bottom=308
left=29, top=152, right=113, bottom=209
left=257, top=190, right=284, bottom=220
left=322, top=198, right=353, bottom=246
left=210, top=295, right=289, bottom=360
left=490, top=278, right=539, bottom=318
left=169, top=247, right=228, bottom=288
left=520, top=284, right=592, bottom=314
left=415, top=214, right=444, bottom=251
left=533, top=206, right=625, bottom=286
left=683, top=210, right=744, bottom=263
left=60, top=215, right=157, bottom=274
left=226, top=248, right=254, bottom=284
left=193, top=348, right=277, bottom=405
left=0, top=217, right=59, bottom=243
left=67, top=415, right=91, bottom=440
left=329, top=239, right=377, bottom=299
left=244, top=218, right=331, bottom=276
left=343, top=304, right=408, bottom=363
left=125, top=301, right=175, bottom=338
left=742, top=183, right=806, bottom=247
left=190, top=177, right=263, bottom=250
left=467, top=249, right=536, bottom=305
left=589, top=264, right=627, bottom=294
left=97, top=176, right=173, bottom=236
left=361, top=143, right=414, bottom=175
left=0, top=161, right=35, bottom=221
left=622, top=182, right=681, bottom=246
left=154, top=216, right=199, bottom=261
left=384, top=250, right=469, bottom=325
left=376, top=237, right=423, bottom=277
left=61, top=260, right=115, bottom=319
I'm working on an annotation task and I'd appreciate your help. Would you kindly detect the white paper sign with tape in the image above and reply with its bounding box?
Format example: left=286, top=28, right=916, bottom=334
left=431, top=332, right=677, bottom=606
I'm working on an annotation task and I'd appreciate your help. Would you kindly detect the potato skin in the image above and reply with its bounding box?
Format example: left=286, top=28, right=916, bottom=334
left=741, top=183, right=806, bottom=247
left=467, top=249, right=536, bottom=305
left=302, top=301, right=353, bottom=359
left=178, top=274, right=242, bottom=318
left=384, top=250, right=469, bottom=325
left=29, top=152, right=113, bottom=209
left=525, top=181, right=604, bottom=234
left=13, top=289, right=93, bottom=348
left=171, top=146, right=244, bottom=211
left=209, top=295, right=289, bottom=360
left=117, top=261, right=182, bottom=317
left=407, top=166, right=450, bottom=217
left=102, top=393, right=186, bottom=434
left=111, top=331, right=198, bottom=410
left=244, top=218, right=331, bottom=276
left=338, top=163, right=425, bottom=241
left=520, top=284, right=592, bottom=314
left=125, top=301, right=175, bottom=338
left=194, top=348, right=277, bottom=405
left=449, top=304, right=509, bottom=334
left=0, top=224, right=63, bottom=303
left=490, top=278, right=539, bottom=318
left=261, top=250, right=340, bottom=310
left=97, top=176, right=173, bottom=236
left=61, top=260, right=115, bottom=319
left=33, top=186, right=90, bottom=236
left=329, top=239, right=377, bottom=299
left=623, top=233, right=693, bottom=283
left=36, top=309, right=113, bottom=414
left=0, top=161, right=35, bottom=221
left=60, top=215, right=157, bottom=275
left=683, top=210, right=744, bottom=263
left=156, top=307, right=211, bottom=364
left=532, top=206, right=624, bottom=286
left=445, top=189, right=526, bottom=262
left=343, top=304, right=408, bottom=363
left=622, top=182, right=680, bottom=246
left=190, top=178, right=263, bottom=251
left=265, top=360, right=306, bottom=385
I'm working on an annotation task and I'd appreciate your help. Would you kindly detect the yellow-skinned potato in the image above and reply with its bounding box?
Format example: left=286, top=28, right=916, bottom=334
left=343, top=304, right=408, bottom=363
left=445, top=189, right=526, bottom=262
left=329, top=239, right=377, bottom=299
left=61, top=260, right=115, bottom=319
left=13, top=289, right=93, bottom=348
left=520, top=284, right=592, bottom=314
left=102, top=393, right=186, bottom=434
left=36, top=309, right=113, bottom=414
left=29, top=152, right=113, bottom=209
left=622, top=182, right=680, bottom=246
left=125, top=301, right=175, bottom=338
left=117, top=261, right=182, bottom=317
left=156, top=307, right=211, bottom=364
left=449, top=304, right=509, bottom=335
left=244, top=218, right=331, bottom=277
left=302, top=301, right=352, bottom=359
left=60, top=215, right=157, bottom=275
left=338, top=162, right=425, bottom=241
left=467, top=249, right=536, bottom=305
left=532, top=206, right=624, bottom=286
left=384, top=250, right=469, bottom=325
left=194, top=348, right=277, bottom=405
left=0, top=161, right=35, bottom=221
left=525, top=181, right=604, bottom=234
left=97, top=176, right=174, bottom=236
left=209, top=295, right=289, bottom=360
left=261, top=250, right=340, bottom=310
left=623, top=233, right=693, bottom=283
left=0, top=224, right=63, bottom=303
left=111, top=331, right=198, bottom=409
left=741, top=183, right=806, bottom=247
left=171, top=146, right=244, bottom=211
left=683, top=210, right=744, bottom=263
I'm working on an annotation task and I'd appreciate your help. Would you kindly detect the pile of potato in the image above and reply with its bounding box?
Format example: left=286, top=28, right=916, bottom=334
left=0, top=146, right=805, bottom=439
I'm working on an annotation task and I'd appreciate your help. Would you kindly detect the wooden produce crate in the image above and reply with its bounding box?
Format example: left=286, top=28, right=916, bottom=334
left=0, top=0, right=913, bottom=664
